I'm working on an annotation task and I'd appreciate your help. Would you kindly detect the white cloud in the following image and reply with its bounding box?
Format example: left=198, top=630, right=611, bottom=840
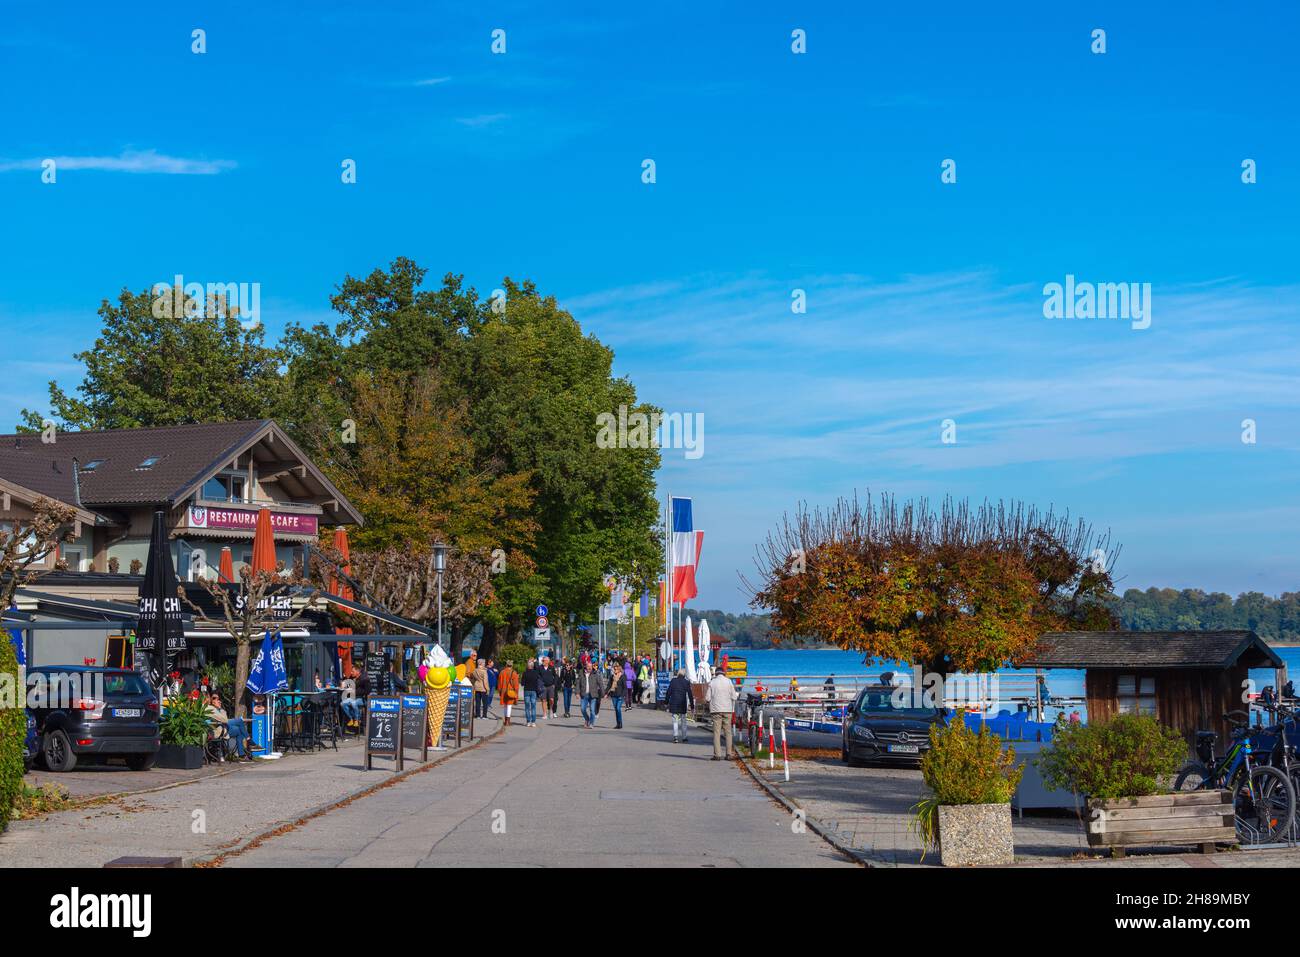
left=0, top=149, right=235, bottom=175
left=455, top=113, right=510, bottom=128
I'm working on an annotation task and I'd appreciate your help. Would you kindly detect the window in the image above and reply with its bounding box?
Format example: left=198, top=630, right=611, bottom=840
left=1116, top=674, right=1156, bottom=716
left=136, top=456, right=160, bottom=470
left=61, top=546, right=86, bottom=571
left=201, top=473, right=248, bottom=503
left=82, top=460, right=104, bottom=471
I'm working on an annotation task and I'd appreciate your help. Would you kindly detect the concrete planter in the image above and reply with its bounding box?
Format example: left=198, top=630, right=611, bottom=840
left=937, top=802, right=1015, bottom=866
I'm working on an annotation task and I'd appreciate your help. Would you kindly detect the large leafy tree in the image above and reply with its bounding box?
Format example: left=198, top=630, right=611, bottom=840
left=749, top=493, right=1118, bottom=674
left=19, top=286, right=281, bottom=431
left=280, top=262, right=662, bottom=659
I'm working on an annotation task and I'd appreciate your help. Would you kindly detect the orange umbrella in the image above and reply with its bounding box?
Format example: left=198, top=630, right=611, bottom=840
left=218, top=547, right=234, bottom=583
left=250, top=506, right=277, bottom=575
left=330, top=527, right=358, bottom=678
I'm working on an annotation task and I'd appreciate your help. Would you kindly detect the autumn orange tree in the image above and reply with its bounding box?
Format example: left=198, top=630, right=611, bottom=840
left=748, top=494, right=1118, bottom=674
left=299, top=369, right=538, bottom=658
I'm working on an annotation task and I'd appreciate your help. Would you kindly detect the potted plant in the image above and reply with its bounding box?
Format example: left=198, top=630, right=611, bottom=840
left=156, top=691, right=210, bottom=769
left=911, top=717, right=1023, bottom=866
left=1038, top=713, right=1206, bottom=854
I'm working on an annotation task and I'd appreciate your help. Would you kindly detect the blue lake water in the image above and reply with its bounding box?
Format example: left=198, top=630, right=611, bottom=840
left=724, top=646, right=1300, bottom=720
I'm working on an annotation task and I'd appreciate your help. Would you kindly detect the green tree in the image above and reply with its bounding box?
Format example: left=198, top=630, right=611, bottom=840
left=19, top=286, right=281, bottom=431
left=279, top=262, right=662, bottom=661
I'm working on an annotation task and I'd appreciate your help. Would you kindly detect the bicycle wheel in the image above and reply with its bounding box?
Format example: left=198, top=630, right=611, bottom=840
left=1231, top=764, right=1295, bottom=844
left=1173, top=760, right=1212, bottom=791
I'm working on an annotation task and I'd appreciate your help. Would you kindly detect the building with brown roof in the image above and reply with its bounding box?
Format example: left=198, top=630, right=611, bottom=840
left=0, top=419, right=361, bottom=584
left=1024, top=630, right=1285, bottom=742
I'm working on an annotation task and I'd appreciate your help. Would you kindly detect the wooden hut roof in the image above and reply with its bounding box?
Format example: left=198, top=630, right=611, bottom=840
left=1024, top=630, right=1282, bottom=670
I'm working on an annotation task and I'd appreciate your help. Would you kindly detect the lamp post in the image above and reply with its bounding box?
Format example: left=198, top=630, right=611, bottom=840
left=433, top=542, right=447, bottom=651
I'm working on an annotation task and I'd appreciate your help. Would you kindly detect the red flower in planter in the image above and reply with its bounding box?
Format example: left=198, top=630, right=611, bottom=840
left=189, top=689, right=200, bottom=701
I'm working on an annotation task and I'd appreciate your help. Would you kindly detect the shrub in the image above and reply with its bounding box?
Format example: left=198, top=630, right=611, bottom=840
left=911, top=717, right=1023, bottom=855
left=159, top=692, right=211, bottom=747
left=0, top=639, right=22, bottom=832
left=1038, top=713, right=1187, bottom=800
left=497, top=643, right=534, bottom=676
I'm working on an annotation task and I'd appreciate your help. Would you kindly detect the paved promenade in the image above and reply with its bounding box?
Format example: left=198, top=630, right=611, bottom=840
left=225, top=703, right=853, bottom=867
left=0, top=718, right=500, bottom=868
left=2, top=705, right=853, bottom=868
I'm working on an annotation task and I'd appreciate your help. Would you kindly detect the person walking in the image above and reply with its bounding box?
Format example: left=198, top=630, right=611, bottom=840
left=484, top=658, right=498, bottom=719
left=560, top=658, right=576, bottom=717
left=666, top=668, right=691, bottom=743
left=522, top=658, right=542, bottom=727
left=497, top=660, right=520, bottom=726
left=577, top=660, right=603, bottom=729
left=622, top=657, right=637, bottom=709
left=471, top=656, right=491, bottom=719
left=542, top=657, right=559, bottom=720
left=607, top=659, right=625, bottom=729
left=707, top=669, right=739, bottom=760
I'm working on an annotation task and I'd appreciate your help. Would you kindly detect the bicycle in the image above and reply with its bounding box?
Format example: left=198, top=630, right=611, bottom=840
left=1173, top=710, right=1296, bottom=845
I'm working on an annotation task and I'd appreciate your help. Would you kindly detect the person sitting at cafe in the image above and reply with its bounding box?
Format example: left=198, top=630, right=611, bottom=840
left=206, top=693, right=251, bottom=761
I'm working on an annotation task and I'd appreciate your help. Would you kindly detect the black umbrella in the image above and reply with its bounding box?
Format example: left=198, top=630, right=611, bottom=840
left=136, top=509, right=186, bottom=684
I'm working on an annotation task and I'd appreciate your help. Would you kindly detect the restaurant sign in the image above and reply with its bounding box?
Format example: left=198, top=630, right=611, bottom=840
left=188, top=505, right=318, bottom=536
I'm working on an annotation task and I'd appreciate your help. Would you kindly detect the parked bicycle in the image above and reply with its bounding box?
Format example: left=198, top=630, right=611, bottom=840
left=1173, top=709, right=1295, bottom=845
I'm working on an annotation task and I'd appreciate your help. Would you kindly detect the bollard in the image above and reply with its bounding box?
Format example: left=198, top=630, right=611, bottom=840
left=781, top=718, right=789, bottom=782
left=769, top=717, right=775, bottom=769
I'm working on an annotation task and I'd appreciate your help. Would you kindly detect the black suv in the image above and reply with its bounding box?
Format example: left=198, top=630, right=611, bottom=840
left=26, top=666, right=160, bottom=772
left=840, top=684, right=946, bottom=766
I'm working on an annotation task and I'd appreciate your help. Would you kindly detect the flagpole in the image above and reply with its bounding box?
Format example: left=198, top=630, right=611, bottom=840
left=665, top=491, right=673, bottom=674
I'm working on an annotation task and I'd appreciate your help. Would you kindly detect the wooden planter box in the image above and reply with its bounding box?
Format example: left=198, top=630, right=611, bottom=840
left=156, top=744, right=204, bottom=770
left=1087, top=791, right=1236, bottom=857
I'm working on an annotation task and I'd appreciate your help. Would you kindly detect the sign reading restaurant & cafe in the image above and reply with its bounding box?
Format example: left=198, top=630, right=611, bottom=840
left=188, top=505, right=318, bottom=536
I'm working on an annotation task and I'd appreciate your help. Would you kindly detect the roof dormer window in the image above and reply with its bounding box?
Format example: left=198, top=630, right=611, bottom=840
left=136, top=456, right=160, bottom=470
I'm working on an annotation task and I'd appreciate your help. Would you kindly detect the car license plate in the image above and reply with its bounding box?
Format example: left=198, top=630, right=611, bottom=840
left=114, top=708, right=142, bottom=718
left=887, top=744, right=919, bottom=754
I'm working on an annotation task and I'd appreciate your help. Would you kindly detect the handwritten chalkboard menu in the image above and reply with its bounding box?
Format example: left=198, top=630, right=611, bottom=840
left=365, top=653, right=389, bottom=695
left=440, top=686, right=475, bottom=747
left=400, top=694, right=428, bottom=762
left=364, top=696, right=402, bottom=771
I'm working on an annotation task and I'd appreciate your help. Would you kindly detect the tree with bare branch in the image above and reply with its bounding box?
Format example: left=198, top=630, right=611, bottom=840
left=746, top=493, right=1119, bottom=674
left=182, top=562, right=319, bottom=717
left=1, top=497, right=77, bottom=831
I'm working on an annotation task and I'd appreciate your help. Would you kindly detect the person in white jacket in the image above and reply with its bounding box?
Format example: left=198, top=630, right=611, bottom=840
left=706, top=671, right=739, bottom=760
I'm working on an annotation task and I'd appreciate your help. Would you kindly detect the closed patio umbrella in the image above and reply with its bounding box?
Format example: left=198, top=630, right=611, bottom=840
left=136, top=509, right=186, bottom=687
left=330, top=527, right=357, bottom=678
left=218, top=547, right=234, bottom=583
left=250, top=506, right=277, bottom=575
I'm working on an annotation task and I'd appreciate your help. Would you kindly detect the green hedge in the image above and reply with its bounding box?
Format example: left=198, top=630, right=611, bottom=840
left=0, top=638, right=23, bottom=832
left=497, top=642, right=534, bottom=676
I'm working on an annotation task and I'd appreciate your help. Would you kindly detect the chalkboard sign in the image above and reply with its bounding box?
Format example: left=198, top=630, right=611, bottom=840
left=438, top=685, right=475, bottom=747
left=364, top=696, right=403, bottom=771
left=365, top=653, right=389, bottom=695
left=400, top=694, right=428, bottom=762
left=656, top=673, right=670, bottom=703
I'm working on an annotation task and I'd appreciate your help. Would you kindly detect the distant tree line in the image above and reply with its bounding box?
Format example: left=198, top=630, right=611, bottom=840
left=1116, top=588, right=1300, bottom=644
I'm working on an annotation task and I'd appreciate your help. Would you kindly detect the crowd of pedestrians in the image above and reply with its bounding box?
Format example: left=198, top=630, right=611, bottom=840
left=454, top=645, right=740, bottom=760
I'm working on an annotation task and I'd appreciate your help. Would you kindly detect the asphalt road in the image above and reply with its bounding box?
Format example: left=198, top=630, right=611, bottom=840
left=225, top=701, right=856, bottom=868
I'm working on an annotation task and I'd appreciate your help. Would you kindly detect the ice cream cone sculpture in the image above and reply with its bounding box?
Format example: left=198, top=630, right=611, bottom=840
left=422, top=646, right=456, bottom=745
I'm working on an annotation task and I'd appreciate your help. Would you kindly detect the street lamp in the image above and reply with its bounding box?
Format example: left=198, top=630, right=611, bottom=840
left=433, top=542, right=447, bottom=651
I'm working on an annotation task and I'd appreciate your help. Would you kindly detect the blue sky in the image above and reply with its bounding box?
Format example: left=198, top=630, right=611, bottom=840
left=1, top=2, right=1298, bottom=612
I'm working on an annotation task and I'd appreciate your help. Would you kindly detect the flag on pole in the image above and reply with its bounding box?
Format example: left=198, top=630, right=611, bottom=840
left=671, top=497, right=697, bottom=602
left=636, top=590, right=649, bottom=619
left=658, top=579, right=669, bottom=626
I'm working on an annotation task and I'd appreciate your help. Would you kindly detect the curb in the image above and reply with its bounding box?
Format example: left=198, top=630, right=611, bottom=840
left=195, top=723, right=508, bottom=867
left=736, top=753, right=893, bottom=868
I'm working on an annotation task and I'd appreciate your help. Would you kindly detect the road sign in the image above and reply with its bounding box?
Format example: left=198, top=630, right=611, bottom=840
left=536, top=615, right=549, bottom=630
left=534, top=627, right=550, bottom=642
left=536, top=604, right=549, bottom=618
